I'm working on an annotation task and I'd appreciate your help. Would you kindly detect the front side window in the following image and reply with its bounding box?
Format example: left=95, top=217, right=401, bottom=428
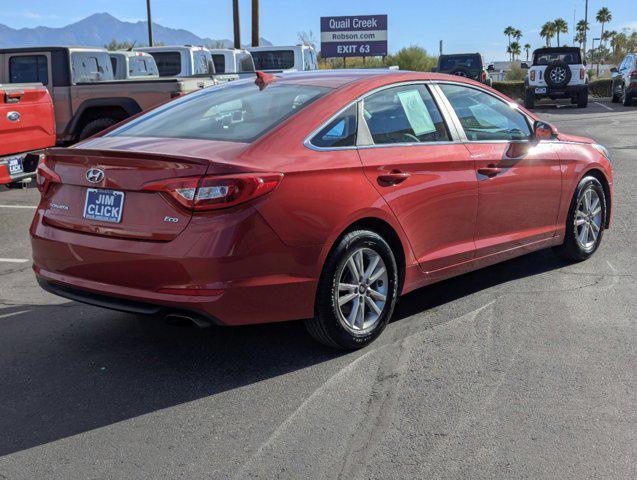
left=362, top=84, right=450, bottom=145
left=439, top=83, right=532, bottom=141
left=9, top=55, right=48, bottom=84
left=251, top=50, right=295, bottom=70
left=212, top=55, right=226, bottom=74
left=150, top=52, right=181, bottom=76
left=107, top=81, right=330, bottom=143
left=311, top=104, right=357, bottom=148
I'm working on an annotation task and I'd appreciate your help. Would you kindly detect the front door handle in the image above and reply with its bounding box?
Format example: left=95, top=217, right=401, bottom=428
left=477, top=166, right=502, bottom=177
left=378, top=170, right=411, bottom=185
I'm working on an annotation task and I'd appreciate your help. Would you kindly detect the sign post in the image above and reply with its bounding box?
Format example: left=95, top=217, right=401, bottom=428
left=320, top=15, right=388, bottom=59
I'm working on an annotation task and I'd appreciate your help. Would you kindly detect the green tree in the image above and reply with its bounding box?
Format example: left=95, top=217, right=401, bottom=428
left=509, top=41, right=522, bottom=61
left=575, top=20, right=589, bottom=50
left=386, top=46, right=437, bottom=72
left=540, top=22, right=557, bottom=46
left=504, top=26, right=516, bottom=60
left=596, top=7, right=612, bottom=46
left=553, top=18, right=568, bottom=46
left=524, top=43, right=531, bottom=61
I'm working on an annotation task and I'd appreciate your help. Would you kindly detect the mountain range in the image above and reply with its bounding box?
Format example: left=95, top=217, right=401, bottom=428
left=0, top=13, right=272, bottom=49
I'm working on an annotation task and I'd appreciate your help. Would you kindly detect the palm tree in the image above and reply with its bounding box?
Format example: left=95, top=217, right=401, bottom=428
left=596, top=7, right=612, bottom=46
left=540, top=22, right=556, bottom=47
left=504, top=26, right=516, bottom=60
left=524, top=43, right=531, bottom=61
left=575, top=19, right=589, bottom=50
left=509, top=42, right=522, bottom=62
left=553, top=18, right=568, bottom=46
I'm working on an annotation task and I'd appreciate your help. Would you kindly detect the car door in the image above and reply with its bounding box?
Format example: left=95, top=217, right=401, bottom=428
left=436, top=82, right=562, bottom=258
left=357, top=83, right=478, bottom=274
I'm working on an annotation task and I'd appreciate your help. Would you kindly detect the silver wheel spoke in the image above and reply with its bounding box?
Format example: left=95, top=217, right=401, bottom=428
left=578, top=224, right=589, bottom=245
left=347, top=297, right=360, bottom=327
left=589, top=197, right=600, bottom=215
left=363, top=254, right=380, bottom=283
left=365, top=296, right=382, bottom=315
left=368, top=266, right=386, bottom=284
left=368, top=288, right=386, bottom=302
left=355, top=250, right=365, bottom=281
left=347, top=257, right=360, bottom=280
left=591, top=206, right=602, bottom=217
left=575, top=212, right=587, bottom=226
left=590, top=221, right=600, bottom=233
left=584, top=189, right=592, bottom=212
left=339, top=283, right=357, bottom=292
left=356, top=298, right=365, bottom=329
left=338, top=292, right=358, bottom=307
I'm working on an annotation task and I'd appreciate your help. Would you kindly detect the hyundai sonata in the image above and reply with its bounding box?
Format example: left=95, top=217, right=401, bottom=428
left=31, top=70, right=613, bottom=349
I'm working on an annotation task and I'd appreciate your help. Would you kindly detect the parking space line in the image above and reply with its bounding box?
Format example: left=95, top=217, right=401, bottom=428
left=0, top=310, right=29, bottom=320
left=595, top=102, right=614, bottom=112
left=0, top=258, right=30, bottom=263
left=0, top=204, right=37, bottom=209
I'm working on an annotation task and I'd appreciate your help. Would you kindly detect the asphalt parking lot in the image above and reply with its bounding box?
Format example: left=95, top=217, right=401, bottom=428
left=0, top=98, right=635, bottom=479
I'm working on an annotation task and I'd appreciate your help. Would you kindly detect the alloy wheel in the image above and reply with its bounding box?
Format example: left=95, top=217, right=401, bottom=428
left=335, top=247, right=388, bottom=334
left=574, top=187, right=603, bottom=252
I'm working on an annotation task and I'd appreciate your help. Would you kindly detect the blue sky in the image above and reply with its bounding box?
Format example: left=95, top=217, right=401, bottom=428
left=2, top=0, right=635, bottom=62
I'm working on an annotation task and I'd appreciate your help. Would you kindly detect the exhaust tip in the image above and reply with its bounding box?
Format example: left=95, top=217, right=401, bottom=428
left=164, top=313, right=213, bottom=328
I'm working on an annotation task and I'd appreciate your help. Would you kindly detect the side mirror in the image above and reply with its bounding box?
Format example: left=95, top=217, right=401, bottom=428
left=610, top=67, right=618, bottom=73
left=534, top=120, right=558, bottom=140
left=520, top=62, right=529, bottom=69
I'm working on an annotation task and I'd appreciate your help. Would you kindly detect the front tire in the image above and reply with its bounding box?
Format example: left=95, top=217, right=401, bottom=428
left=553, top=176, right=606, bottom=262
left=78, top=117, right=119, bottom=141
left=305, top=230, right=399, bottom=350
left=524, top=88, right=535, bottom=109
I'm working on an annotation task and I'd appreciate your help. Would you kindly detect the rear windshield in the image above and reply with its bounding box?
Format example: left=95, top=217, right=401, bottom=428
left=533, top=50, right=581, bottom=65
left=251, top=50, right=295, bottom=70
left=439, top=55, right=482, bottom=70
left=150, top=52, right=181, bottom=76
left=106, top=80, right=330, bottom=143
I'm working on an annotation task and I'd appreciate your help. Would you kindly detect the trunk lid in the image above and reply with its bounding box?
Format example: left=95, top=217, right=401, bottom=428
left=41, top=137, right=251, bottom=241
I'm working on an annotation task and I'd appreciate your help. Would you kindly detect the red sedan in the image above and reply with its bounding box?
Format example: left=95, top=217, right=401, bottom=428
left=31, top=71, right=613, bottom=349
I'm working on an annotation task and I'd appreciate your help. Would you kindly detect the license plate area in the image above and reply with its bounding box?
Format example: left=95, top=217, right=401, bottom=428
left=83, top=188, right=125, bottom=223
left=7, top=157, right=23, bottom=175
left=535, top=87, right=547, bottom=94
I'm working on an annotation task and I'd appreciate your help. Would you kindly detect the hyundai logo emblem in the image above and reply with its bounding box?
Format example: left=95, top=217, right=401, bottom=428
left=86, top=168, right=105, bottom=184
left=7, top=111, right=20, bottom=122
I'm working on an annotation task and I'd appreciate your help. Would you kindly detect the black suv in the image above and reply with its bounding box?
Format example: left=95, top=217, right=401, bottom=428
left=611, top=54, right=637, bottom=106
left=433, top=53, right=492, bottom=86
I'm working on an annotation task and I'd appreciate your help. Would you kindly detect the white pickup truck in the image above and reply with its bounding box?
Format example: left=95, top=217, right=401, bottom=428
left=525, top=47, right=588, bottom=109
left=247, top=45, right=318, bottom=73
left=109, top=50, right=159, bottom=80
left=209, top=48, right=255, bottom=76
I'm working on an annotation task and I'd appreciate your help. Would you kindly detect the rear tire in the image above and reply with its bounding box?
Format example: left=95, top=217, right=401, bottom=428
left=577, top=88, right=588, bottom=108
left=305, top=230, right=399, bottom=350
left=553, top=176, right=606, bottom=263
left=622, top=88, right=632, bottom=107
left=611, top=84, right=621, bottom=103
left=524, top=88, right=535, bottom=109
left=78, top=118, right=119, bottom=141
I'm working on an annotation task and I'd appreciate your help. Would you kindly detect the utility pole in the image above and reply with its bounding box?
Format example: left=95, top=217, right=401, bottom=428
left=583, top=0, right=588, bottom=63
left=251, top=0, right=259, bottom=47
left=146, top=0, right=154, bottom=46
left=233, top=0, right=241, bottom=49
left=439, top=40, right=443, bottom=56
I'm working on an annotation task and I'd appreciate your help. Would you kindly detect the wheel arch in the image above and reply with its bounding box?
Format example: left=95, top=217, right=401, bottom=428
left=66, top=98, right=142, bottom=141
left=582, top=168, right=612, bottom=229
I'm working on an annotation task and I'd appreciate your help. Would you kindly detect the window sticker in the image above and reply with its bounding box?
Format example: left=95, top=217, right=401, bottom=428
left=396, top=90, right=436, bottom=136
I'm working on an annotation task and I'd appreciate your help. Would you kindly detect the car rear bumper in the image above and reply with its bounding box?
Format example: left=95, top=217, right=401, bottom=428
left=530, top=84, right=588, bottom=96
left=0, top=150, right=42, bottom=185
left=30, top=205, right=322, bottom=326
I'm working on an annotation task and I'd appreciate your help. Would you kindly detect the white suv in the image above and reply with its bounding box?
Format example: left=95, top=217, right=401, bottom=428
left=525, top=47, right=588, bottom=109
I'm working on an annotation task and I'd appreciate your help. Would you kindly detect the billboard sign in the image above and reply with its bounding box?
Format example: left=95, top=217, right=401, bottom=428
left=320, top=15, right=388, bottom=58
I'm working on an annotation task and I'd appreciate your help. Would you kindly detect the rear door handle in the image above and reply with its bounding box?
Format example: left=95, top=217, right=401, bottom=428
left=377, top=170, right=411, bottom=185
left=477, top=166, right=502, bottom=177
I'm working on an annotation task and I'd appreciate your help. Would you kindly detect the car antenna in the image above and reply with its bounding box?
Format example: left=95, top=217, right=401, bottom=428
left=127, top=41, right=137, bottom=52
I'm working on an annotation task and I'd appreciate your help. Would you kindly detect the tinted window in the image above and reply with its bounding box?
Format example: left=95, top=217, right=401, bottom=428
left=439, top=55, right=482, bottom=70
left=212, top=54, right=226, bottom=73
left=129, top=57, right=157, bottom=77
left=251, top=50, right=295, bottom=70
left=238, top=53, right=255, bottom=72
left=150, top=52, right=181, bottom=76
left=9, top=55, right=48, bottom=84
left=193, top=51, right=212, bottom=75
left=311, top=104, right=357, bottom=148
left=71, top=52, right=113, bottom=83
left=107, top=81, right=330, bottom=143
left=110, top=56, right=118, bottom=75
left=363, top=85, right=450, bottom=144
left=533, top=50, right=581, bottom=65
left=440, top=83, right=532, bottom=141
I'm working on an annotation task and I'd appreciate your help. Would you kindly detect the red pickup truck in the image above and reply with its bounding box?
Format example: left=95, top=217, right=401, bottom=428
left=0, top=84, right=55, bottom=187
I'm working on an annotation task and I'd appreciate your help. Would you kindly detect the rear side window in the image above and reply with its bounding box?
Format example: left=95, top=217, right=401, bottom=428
left=311, top=104, right=358, bottom=148
left=212, top=55, right=226, bottom=73
left=129, top=57, right=156, bottom=77
left=110, top=56, right=118, bottom=75
left=107, top=81, right=330, bottom=143
left=362, top=84, right=450, bottom=144
left=193, top=51, right=212, bottom=75
left=238, top=53, right=255, bottom=73
left=9, top=55, right=48, bottom=85
left=71, top=52, right=113, bottom=83
left=151, top=52, right=181, bottom=76
left=439, top=83, right=532, bottom=141
left=251, top=50, right=295, bottom=70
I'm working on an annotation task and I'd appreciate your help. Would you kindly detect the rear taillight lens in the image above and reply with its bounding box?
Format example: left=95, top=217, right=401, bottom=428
left=36, top=154, right=60, bottom=195
left=143, top=173, right=283, bottom=211
left=530, top=70, right=536, bottom=82
left=481, top=71, right=487, bottom=82
left=630, top=71, right=637, bottom=80
left=580, top=68, right=585, bottom=80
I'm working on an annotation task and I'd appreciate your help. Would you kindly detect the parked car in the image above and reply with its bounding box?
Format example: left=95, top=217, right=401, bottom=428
left=109, top=50, right=159, bottom=80
left=611, top=53, right=637, bottom=106
left=433, top=53, right=492, bottom=86
left=247, top=45, right=318, bottom=72
left=0, top=46, right=222, bottom=144
left=0, top=84, right=55, bottom=187
left=525, top=46, right=588, bottom=109
left=31, top=71, right=613, bottom=349
left=208, top=48, right=255, bottom=76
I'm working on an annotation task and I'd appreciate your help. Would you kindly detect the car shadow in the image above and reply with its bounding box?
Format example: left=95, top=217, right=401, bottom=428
left=0, top=249, right=568, bottom=456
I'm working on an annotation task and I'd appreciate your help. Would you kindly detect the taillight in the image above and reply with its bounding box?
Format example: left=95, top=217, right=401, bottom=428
left=143, top=173, right=283, bottom=211
left=630, top=71, right=637, bottom=80
left=580, top=68, right=585, bottom=80
left=481, top=71, right=487, bottom=82
left=170, top=91, right=186, bottom=99
left=530, top=70, right=536, bottom=82
left=36, top=154, right=60, bottom=195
